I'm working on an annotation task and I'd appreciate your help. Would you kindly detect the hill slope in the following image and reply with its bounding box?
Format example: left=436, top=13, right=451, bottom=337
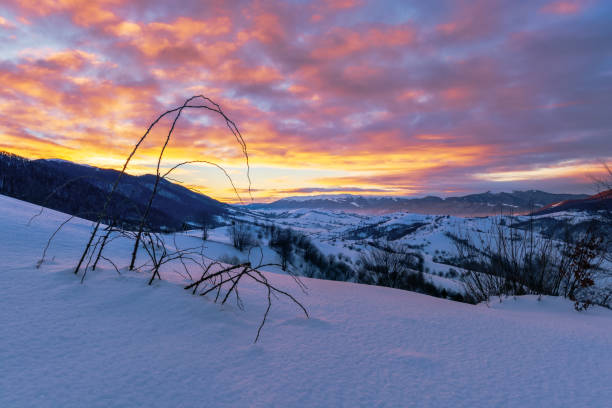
left=0, top=151, right=226, bottom=230
left=2, top=193, right=612, bottom=407
left=532, top=189, right=612, bottom=215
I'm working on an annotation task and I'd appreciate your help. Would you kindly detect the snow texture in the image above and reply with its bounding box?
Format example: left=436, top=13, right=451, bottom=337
left=1, top=194, right=612, bottom=407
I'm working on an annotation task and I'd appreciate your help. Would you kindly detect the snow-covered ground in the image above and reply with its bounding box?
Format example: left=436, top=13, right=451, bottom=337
left=235, top=207, right=612, bottom=295
left=2, top=194, right=612, bottom=407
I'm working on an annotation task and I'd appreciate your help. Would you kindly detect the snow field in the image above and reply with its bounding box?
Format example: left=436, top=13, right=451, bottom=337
left=1, top=194, right=612, bottom=407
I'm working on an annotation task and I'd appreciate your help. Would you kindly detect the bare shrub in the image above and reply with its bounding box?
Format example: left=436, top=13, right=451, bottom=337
left=73, top=95, right=251, bottom=276
left=230, top=221, right=255, bottom=251
left=359, top=242, right=418, bottom=288
left=357, top=241, right=455, bottom=299
left=270, top=228, right=294, bottom=270
left=185, top=261, right=308, bottom=342
left=218, top=254, right=243, bottom=266
left=46, top=95, right=309, bottom=342
left=453, top=216, right=605, bottom=309
left=200, top=213, right=214, bottom=241
left=559, top=225, right=605, bottom=310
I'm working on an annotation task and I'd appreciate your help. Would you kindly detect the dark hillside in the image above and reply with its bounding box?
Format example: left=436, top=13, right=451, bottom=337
left=0, top=152, right=226, bottom=230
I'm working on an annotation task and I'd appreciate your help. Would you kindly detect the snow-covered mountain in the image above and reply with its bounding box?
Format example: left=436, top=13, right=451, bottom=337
left=246, top=191, right=590, bottom=216
left=232, top=205, right=612, bottom=302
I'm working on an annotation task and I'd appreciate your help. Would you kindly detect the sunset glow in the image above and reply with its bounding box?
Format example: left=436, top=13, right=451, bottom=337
left=1, top=0, right=610, bottom=202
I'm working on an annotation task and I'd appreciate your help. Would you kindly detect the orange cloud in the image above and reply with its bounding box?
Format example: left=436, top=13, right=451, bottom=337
left=474, top=161, right=603, bottom=182
left=248, top=12, right=285, bottom=44
left=14, top=0, right=120, bottom=26
left=109, top=21, right=141, bottom=36
left=148, top=16, right=231, bottom=40
left=1, top=0, right=609, bottom=202
left=0, top=15, right=15, bottom=29
left=213, top=60, right=283, bottom=85
left=108, top=16, right=233, bottom=58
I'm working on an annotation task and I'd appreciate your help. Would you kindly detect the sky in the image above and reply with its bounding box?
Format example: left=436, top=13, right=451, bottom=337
left=0, top=0, right=611, bottom=203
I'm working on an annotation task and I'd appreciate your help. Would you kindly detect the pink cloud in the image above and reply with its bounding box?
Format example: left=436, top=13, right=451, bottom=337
left=541, top=1, right=587, bottom=15
left=0, top=0, right=609, bottom=200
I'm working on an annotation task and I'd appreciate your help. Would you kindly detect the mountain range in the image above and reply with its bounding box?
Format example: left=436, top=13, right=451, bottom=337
left=2, top=152, right=605, bottom=222
left=247, top=191, right=592, bottom=216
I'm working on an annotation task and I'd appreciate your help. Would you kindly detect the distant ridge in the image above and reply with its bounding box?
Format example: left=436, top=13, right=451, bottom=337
left=246, top=191, right=590, bottom=216
left=0, top=151, right=226, bottom=230
left=532, top=189, right=612, bottom=215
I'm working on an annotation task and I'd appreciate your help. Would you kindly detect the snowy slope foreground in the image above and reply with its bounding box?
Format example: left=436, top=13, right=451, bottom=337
left=1, top=194, right=612, bottom=407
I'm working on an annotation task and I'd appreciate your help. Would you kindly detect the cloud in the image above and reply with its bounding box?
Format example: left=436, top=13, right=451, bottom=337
left=0, top=0, right=611, bottom=202
left=0, top=15, right=15, bottom=29
left=276, top=186, right=394, bottom=194
left=540, top=1, right=589, bottom=15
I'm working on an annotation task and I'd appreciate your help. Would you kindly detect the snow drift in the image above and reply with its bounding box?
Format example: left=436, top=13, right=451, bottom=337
left=1, top=194, right=611, bottom=407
